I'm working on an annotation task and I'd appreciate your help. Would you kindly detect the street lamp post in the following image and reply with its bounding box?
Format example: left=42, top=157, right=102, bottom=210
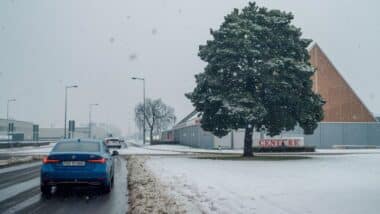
left=0, top=72, right=2, bottom=119
left=88, top=103, right=99, bottom=138
left=7, top=98, right=16, bottom=120
left=64, top=85, right=78, bottom=139
left=7, top=98, right=16, bottom=146
left=132, top=77, right=146, bottom=145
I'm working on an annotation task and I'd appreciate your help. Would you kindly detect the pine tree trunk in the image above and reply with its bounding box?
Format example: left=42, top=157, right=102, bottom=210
left=243, top=126, right=254, bottom=157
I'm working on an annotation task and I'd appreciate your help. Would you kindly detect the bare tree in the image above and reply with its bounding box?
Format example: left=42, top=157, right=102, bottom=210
left=135, top=98, right=176, bottom=142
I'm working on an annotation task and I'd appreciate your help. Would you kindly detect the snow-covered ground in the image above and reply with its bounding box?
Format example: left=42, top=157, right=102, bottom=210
left=1, top=140, right=380, bottom=157
left=0, top=144, right=54, bottom=156
left=146, top=154, right=380, bottom=214
left=118, top=145, right=180, bottom=155
left=145, top=144, right=242, bottom=154
left=143, top=144, right=380, bottom=155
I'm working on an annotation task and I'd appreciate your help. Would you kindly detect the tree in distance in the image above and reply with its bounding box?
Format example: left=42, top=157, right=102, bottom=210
left=135, top=98, right=177, bottom=142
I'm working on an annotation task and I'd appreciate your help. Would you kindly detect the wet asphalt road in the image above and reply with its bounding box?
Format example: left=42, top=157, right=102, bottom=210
left=0, top=157, right=128, bottom=214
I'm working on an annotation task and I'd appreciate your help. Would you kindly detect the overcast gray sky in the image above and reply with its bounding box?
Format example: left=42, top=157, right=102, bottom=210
left=1, top=0, right=379, bottom=135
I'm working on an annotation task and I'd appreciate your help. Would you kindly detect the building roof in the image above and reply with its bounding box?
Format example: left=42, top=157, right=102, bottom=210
left=309, top=43, right=376, bottom=122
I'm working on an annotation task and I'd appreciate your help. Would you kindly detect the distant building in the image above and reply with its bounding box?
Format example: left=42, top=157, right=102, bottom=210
left=165, top=43, right=380, bottom=149
left=0, top=118, right=121, bottom=141
left=39, top=123, right=122, bottom=140
left=0, top=119, right=34, bottom=141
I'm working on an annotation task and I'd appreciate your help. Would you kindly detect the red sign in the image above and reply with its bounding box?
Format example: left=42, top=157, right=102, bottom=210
left=256, top=138, right=304, bottom=147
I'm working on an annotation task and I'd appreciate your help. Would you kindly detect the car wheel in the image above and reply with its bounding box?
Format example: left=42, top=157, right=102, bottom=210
left=40, top=185, right=51, bottom=196
left=103, top=180, right=112, bottom=194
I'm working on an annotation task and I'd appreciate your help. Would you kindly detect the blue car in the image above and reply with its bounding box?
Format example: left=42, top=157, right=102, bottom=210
left=40, top=139, right=118, bottom=195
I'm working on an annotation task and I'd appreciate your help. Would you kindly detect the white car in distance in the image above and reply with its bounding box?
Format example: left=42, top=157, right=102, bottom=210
left=104, top=137, right=122, bottom=149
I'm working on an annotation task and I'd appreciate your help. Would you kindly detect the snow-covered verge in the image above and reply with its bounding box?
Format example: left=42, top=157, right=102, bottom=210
left=144, top=144, right=380, bottom=155
left=0, top=155, right=43, bottom=167
left=126, top=156, right=188, bottom=214
left=0, top=144, right=54, bottom=156
left=146, top=154, right=380, bottom=214
left=145, top=144, right=241, bottom=154
left=118, top=145, right=180, bottom=155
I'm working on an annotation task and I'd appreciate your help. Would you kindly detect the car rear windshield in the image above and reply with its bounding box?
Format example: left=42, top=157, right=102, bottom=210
left=53, top=142, right=100, bottom=152
left=107, top=139, right=119, bottom=142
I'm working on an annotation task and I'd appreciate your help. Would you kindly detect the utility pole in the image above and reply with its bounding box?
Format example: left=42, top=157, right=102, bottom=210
left=132, top=77, right=146, bottom=145
left=7, top=98, right=16, bottom=121
left=64, top=85, right=78, bottom=139
left=7, top=98, right=16, bottom=146
left=88, top=103, right=99, bottom=138
left=0, top=72, right=2, bottom=119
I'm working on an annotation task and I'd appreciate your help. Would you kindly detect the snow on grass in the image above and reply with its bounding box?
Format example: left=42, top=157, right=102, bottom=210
left=118, top=145, right=180, bottom=155
left=145, top=144, right=380, bottom=155
left=145, top=144, right=242, bottom=154
left=146, top=154, right=380, bottom=214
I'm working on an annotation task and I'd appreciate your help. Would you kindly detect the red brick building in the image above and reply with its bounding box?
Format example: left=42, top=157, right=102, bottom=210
left=309, top=43, right=376, bottom=122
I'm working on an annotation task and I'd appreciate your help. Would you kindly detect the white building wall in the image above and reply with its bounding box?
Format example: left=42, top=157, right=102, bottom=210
left=0, top=119, right=34, bottom=140
left=214, top=129, right=263, bottom=149
left=213, top=133, right=232, bottom=149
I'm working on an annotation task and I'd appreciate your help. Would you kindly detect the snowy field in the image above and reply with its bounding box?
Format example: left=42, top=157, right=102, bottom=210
left=146, top=154, right=380, bottom=214
left=143, top=144, right=380, bottom=156
left=1, top=141, right=380, bottom=157
left=118, top=145, right=180, bottom=155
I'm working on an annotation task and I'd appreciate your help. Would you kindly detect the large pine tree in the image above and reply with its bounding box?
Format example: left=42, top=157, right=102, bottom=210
left=186, top=2, right=324, bottom=157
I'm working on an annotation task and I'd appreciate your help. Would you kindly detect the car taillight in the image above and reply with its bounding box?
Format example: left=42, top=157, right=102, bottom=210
left=88, top=158, right=106, bottom=164
left=42, top=156, right=60, bottom=164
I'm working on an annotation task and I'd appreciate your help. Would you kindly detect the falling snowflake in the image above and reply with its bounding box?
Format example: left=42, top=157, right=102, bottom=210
left=129, top=53, right=137, bottom=61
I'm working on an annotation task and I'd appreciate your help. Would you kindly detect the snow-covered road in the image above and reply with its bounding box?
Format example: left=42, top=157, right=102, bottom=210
left=146, top=154, right=380, bottom=214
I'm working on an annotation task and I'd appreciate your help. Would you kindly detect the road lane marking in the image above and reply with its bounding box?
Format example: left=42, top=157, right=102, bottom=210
left=0, top=177, right=39, bottom=203
left=2, top=194, right=41, bottom=214
left=0, top=162, right=41, bottom=174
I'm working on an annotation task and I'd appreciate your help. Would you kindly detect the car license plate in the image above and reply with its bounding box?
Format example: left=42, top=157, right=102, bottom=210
left=62, top=161, right=85, bottom=166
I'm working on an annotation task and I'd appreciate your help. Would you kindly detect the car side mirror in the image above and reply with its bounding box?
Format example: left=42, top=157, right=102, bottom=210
left=112, top=150, right=119, bottom=156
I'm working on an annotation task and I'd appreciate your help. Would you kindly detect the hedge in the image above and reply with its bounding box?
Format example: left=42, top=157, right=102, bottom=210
left=253, top=146, right=315, bottom=153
